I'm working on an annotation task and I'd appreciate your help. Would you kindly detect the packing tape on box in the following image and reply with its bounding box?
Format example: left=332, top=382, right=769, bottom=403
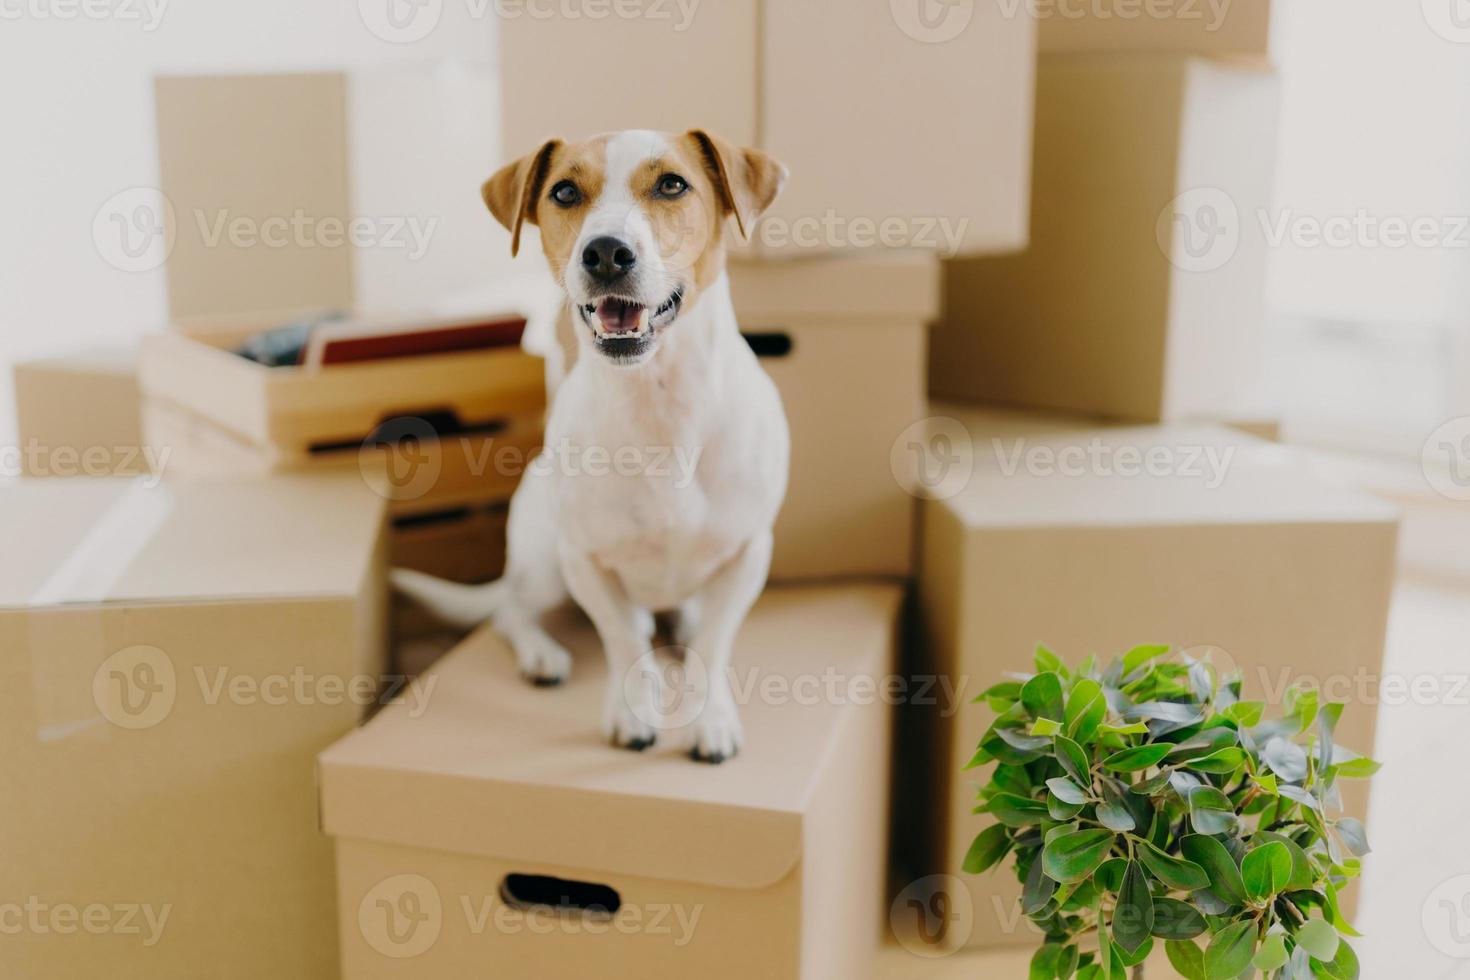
left=25, top=479, right=176, bottom=742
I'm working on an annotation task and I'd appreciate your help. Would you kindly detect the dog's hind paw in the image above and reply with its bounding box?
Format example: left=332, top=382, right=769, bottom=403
left=514, top=635, right=572, bottom=687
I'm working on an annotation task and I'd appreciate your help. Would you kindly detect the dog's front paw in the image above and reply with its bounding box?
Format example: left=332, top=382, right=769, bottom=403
left=603, top=681, right=660, bottom=751
left=514, top=634, right=572, bottom=687
left=688, top=698, right=743, bottom=764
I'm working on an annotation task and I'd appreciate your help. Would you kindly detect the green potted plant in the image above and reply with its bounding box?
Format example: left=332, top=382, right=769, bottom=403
left=964, top=645, right=1378, bottom=979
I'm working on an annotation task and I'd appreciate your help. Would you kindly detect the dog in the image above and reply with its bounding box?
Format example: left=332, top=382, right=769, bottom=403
left=393, top=129, right=790, bottom=763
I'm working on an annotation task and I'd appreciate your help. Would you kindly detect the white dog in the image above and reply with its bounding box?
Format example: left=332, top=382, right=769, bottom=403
left=394, top=129, right=790, bottom=763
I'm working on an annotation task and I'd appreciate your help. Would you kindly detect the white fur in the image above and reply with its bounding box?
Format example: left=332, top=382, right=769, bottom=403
left=394, top=131, right=789, bottom=762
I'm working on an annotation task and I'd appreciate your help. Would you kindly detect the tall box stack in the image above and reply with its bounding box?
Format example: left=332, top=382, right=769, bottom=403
left=0, top=474, right=388, bottom=979
left=913, top=407, right=1399, bottom=948
left=932, top=45, right=1281, bottom=422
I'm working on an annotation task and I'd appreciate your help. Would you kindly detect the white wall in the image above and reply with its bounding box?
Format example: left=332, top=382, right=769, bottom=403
left=0, top=0, right=504, bottom=444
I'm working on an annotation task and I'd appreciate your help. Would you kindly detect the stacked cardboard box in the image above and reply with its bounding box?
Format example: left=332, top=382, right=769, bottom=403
left=932, top=53, right=1282, bottom=423
left=912, top=406, right=1399, bottom=948
left=0, top=474, right=387, bottom=978
left=11, top=346, right=149, bottom=478
left=319, top=585, right=901, bottom=978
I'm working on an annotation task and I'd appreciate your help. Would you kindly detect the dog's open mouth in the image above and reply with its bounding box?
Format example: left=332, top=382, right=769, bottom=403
left=580, top=288, right=683, bottom=340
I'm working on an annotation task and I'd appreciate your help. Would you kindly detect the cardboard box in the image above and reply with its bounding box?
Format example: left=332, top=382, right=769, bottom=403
left=141, top=393, right=544, bottom=517
left=11, top=346, right=149, bottom=477
left=154, top=63, right=507, bottom=319
left=913, top=406, right=1399, bottom=948
left=932, top=55, right=1281, bottom=422
left=0, top=474, right=389, bottom=979
left=553, top=254, right=936, bottom=580
left=499, top=2, right=1034, bottom=257
left=319, top=584, right=901, bottom=979
left=1038, top=0, right=1274, bottom=58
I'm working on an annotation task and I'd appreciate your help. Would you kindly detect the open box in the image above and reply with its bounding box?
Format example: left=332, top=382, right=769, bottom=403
left=319, top=584, right=901, bottom=979
left=139, top=311, right=546, bottom=460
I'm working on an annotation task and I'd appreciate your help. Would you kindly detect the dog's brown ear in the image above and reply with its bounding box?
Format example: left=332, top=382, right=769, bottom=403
left=686, top=130, right=788, bottom=242
left=481, top=139, right=562, bottom=257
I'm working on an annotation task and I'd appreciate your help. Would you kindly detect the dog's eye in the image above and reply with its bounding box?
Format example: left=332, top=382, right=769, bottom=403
left=654, top=174, right=689, bottom=199
left=550, top=181, right=581, bottom=207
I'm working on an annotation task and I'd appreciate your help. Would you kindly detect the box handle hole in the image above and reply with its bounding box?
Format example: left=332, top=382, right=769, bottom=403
left=499, top=873, right=622, bottom=918
left=742, top=331, right=794, bottom=358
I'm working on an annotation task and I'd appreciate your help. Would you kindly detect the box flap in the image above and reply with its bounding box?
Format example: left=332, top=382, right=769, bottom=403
left=0, top=474, right=385, bottom=609
left=319, top=583, right=902, bottom=890
left=729, top=254, right=940, bottom=324
left=932, top=404, right=1401, bottom=529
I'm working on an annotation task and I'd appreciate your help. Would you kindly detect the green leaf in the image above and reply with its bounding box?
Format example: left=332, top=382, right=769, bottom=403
left=1023, top=672, right=1066, bottom=722
left=1179, top=747, right=1247, bottom=774
left=1122, top=644, right=1171, bottom=674
left=1187, top=786, right=1239, bottom=836
left=1112, top=860, right=1154, bottom=955
left=962, top=823, right=1011, bottom=874
left=1130, top=769, right=1174, bottom=797
left=1042, top=829, right=1116, bottom=883
left=1065, top=679, right=1107, bottom=743
left=1166, top=939, right=1207, bottom=980
left=1030, top=717, right=1063, bottom=737
left=1296, top=918, right=1340, bottom=961
left=1262, top=738, right=1310, bottom=782
left=1058, top=944, right=1080, bottom=980
left=1314, top=936, right=1361, bottom=980
left=1332, top=754, right=1382, bottom=779
left=1054, top=736, right=1091, bottom=786
left=1323, top=879, right=1362, bottom=938
left=1046, top=777, right=1087, bottom=805
left=975, top=681, right=1023, bottom=704
left=988, top=792, right=1050, bottom=827
left=1335, top=817, right=1371, bottom=857
left=1204, top=920, right=1256, bottom=979
left=1035, top=644, right=1064, bottom=675
left=1115, top=935, right=1152, bottom=968
left=1136, top=838, right=1210, bottom=891
left=1022, top=851, right=1059, bottom=915
left=1095, top=858, right=1127, bottom=893
left=1180, top=835, right=1247, bottom=906
left=1096, top=785, right=1137, bottom=833
left=1252, top=934, right=1288, bottom=971
left=1242, top=840, right=1293, bottom=901
left=1030, top=943, right=1062, bottom=980
left=1253, top=831, right=1315, bottom=891
left=1098, top=721, right=1151, bottom=736
left=1102, top=744, right=1171, bottom=772
left=1151, top=897, right=1207, bottom=940
left=1223, top=700, right=1264, bottom=728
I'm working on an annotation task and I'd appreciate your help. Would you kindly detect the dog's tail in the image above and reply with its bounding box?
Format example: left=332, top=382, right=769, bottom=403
left=390, top=568, right=509, bottom=628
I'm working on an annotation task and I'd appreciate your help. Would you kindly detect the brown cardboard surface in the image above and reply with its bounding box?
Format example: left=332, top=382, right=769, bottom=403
left=12, top=346, right=148, bottom=477
left=1038, top=0, right=1273, bottom=57
left=0, top=473, right=388, bottom=979
left=321, top=583, right=901, bottom=977
left=499, top=1, right=1034, bottom=258
left=933, top=55, right=1281, bottom=422
left=914, top=405, right=1399, bottom=948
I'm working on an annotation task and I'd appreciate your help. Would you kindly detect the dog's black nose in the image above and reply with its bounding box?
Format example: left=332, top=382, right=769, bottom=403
left=581, top=236, right=637, bottom=284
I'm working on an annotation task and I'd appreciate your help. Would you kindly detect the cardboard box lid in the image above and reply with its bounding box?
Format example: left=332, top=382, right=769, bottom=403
left=930, top=405, right=1399, bottom=530
left=729, top=253, right=940, bottom=324
left=0, top=474, right=385, bottom=609
left=319, top=583, right=902, bottom=890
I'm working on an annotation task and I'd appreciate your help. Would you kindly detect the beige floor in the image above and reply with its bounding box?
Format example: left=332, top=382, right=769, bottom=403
left=874, top=456, right=1470, bottom=978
